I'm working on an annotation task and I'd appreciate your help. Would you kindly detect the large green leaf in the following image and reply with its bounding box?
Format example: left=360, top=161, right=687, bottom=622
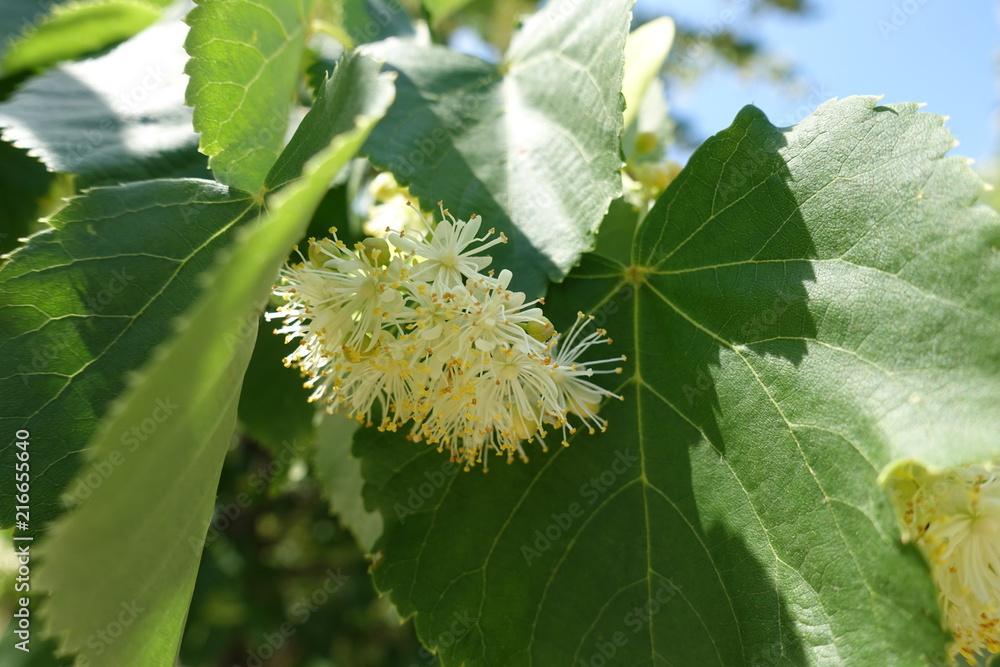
left=357, top=97, right=1000, bottom=665
left=1, top=0, right=163, bottom=76
left=314, top=413, right=382, bottom=552
left=363, top=0, right=632, bottom=296
left=0, top=14, right=205, bottom=187
left=237, top=314, right=316, bottom=453
left=0, top=180, right=256, bottom=528
left=0, top=140, right=54, bottom=255
left=342, top=0, right=414, bottom=46
left=184, top=0, right=316, bottom=193
left=0, top=0, right=61, bottom=67
left=35, top=53, right=395, bottom=667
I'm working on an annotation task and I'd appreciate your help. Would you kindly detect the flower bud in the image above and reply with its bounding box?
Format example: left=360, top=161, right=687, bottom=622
left=634, top=131, right=660, bottom=156
left=519, top=318, right=555, bottom=342
left=362, top=237, right=392, bottom=266
left=309, top=239, right=339, bottom=268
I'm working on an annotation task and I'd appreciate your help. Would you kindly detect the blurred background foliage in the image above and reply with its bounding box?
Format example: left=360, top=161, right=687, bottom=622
left=1, top=0, right=996, bottom=665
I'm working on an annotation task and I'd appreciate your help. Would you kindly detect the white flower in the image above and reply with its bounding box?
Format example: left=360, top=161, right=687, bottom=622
left=271, top=234, right=405, bottom=352
left=885, top=461, right=1000, bottom=664
left=451, top=270, right=547, bottom=354
left=389, top=208, right=507, bottom=288
left=547, top=312, right=625, bottom=444
left=269, top=209, right=624, bottom=470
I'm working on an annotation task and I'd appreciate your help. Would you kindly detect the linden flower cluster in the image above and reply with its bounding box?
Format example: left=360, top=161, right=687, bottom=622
left=268, top=206, right=624, bottom=469
left=888, top=461, right=1000, bottom=664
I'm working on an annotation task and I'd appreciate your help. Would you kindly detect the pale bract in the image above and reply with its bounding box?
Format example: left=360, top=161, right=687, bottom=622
left=363, top=171, right=430, bottom=238
left=269, top=205, right=625, bottom=469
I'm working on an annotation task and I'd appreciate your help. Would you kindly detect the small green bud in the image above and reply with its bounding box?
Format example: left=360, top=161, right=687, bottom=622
left=519, top=318, right=555, bottom=342
left=309, top=239, right=338, bottom=268
left=510, top=405, right=541, bottom=440
left=362, top=237, right=392, bottom=266
left=634, top=131, right=660, bottom=156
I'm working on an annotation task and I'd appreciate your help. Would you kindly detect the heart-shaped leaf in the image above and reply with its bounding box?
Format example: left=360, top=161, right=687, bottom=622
left=356, top=97, right=1000, bottom=665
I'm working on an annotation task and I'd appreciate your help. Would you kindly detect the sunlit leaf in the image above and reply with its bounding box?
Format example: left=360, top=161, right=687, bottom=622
left=0, top=14, right=205, bottom=187
left=357, top=97, right=1000, bottom=665
left=1, top=0, right=163, bottom=76
left=363, top=0, right=633, bottom=295
left=184, top=0, right=317, bottom=192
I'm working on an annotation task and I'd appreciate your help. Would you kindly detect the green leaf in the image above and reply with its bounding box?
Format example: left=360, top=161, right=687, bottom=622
left=0, top=140, right=54, bottom=255
left=342, top=0, right=414, bottom=46
left=237, top=314, right=316, bottom=452
left=184, top=0, right=317, bottom=193
left=422, top=0, right=474, bottom=24
left=0, top=180, right=258, bottom=528
left=265, top=52, right=398, bottom=191
left=314, top=412, right=382, bottom=553
left=363, top=0, right=632, bottom=296
left=1, top=0, right=162, bottom=76
left=0, top=0, right=61, bottom=67
left=0, top=15, right=206, bottom=187
left=592, top=195, right=640, bottom=265
left=357, top=97, right=999, bottom=665
left=35, top=53, right=395, bottom=667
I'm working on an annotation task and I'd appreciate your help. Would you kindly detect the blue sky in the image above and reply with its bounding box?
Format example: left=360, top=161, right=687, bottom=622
left=635, top=0, right=999, bottom=165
